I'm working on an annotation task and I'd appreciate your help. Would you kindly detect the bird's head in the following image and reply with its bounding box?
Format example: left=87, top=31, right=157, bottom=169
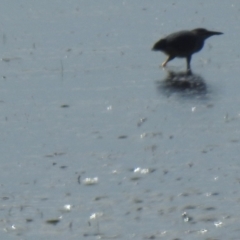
left=191, top=28, right=223, bottom=39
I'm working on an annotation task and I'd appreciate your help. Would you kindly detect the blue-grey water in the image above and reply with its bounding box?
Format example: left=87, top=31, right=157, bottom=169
left=0, top=1, right=240, bottom=239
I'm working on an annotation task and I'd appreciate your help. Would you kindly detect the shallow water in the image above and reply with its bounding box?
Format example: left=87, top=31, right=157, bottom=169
left=1, top=1, right=240, bottom=239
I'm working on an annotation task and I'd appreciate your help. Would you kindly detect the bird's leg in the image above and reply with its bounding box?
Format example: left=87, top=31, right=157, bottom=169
left=162, top=55, right=175, bottom=68
left=186, top=55, right=192, bottom=71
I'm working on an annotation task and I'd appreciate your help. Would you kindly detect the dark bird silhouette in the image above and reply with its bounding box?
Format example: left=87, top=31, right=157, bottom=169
left=152, top=28, right=223, bottom=71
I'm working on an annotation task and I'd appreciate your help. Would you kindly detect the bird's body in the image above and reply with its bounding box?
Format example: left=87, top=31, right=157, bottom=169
left=152, top=28, right=223, bottom=71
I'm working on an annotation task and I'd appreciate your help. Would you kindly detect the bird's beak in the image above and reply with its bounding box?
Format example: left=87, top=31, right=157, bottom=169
left=208, top=31, right=223, bottom=36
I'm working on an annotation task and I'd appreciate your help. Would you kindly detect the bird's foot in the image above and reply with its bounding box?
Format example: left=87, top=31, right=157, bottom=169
left=186, top=68, right=192, bottom=75
left=162, top=61, right=167, bottom=68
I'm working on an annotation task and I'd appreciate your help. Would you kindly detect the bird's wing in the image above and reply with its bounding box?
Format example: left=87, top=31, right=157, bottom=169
left=166, top=31, right=197, bottom=54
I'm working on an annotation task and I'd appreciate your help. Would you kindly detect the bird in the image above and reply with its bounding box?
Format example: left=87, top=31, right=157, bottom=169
left=152, top=28, right=223, bottom=71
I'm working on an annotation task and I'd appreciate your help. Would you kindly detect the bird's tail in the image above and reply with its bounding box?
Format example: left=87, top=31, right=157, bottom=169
left=152, top=39, right=166, bottom=51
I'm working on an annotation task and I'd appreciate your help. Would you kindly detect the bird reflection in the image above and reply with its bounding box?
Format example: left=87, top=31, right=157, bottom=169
left=156, top=69, right=208, bottom=98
